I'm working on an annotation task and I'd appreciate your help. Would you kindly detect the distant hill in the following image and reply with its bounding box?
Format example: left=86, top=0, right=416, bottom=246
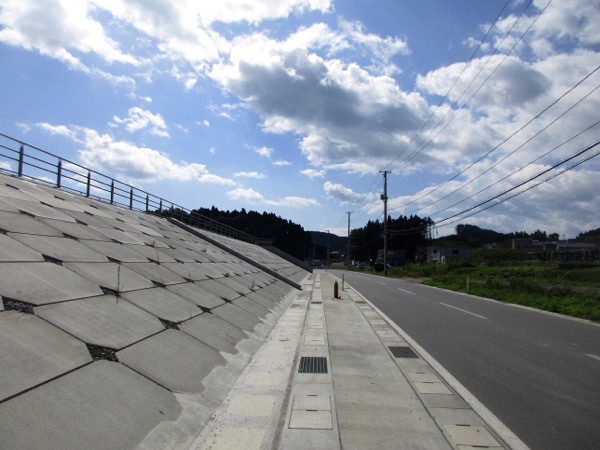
left=309, top=231, right=347, bottom=254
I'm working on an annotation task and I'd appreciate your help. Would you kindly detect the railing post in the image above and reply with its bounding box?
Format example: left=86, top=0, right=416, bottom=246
left=86, top=171, right=91, bottom=197
left=145, top=194, right=149, bottom=212
left=56, top=159, right=62, bottom=189
left=110, top=180, right=115, bottom=204
left=18, top=144, right=24, bottom=177
left=129, top=188, right=134, bottom=209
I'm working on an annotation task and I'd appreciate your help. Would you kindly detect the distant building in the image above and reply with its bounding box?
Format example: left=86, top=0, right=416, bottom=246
left=427, top=246, right=472, bottom=263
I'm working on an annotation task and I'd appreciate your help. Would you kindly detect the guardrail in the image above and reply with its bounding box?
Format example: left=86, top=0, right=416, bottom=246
left=0, top=132, right=257, bottom=243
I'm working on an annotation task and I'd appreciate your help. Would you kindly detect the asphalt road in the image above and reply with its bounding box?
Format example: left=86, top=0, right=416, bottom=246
left=331, top=270, right=600, bottom=450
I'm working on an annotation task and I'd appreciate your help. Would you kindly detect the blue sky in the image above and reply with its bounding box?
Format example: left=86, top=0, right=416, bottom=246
left=1, top=0, right=599, bottom=238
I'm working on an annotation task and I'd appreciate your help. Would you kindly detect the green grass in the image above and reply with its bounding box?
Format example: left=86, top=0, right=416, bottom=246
left=382, top=262, right=600, bottom=321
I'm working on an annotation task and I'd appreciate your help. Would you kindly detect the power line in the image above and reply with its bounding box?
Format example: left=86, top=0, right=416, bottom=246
left=390, top=62, right=600, bottom=214
left=433, top=140, right=600, bottom=227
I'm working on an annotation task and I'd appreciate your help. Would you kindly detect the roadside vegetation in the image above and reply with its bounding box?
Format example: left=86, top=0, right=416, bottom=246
left=358, top=258, right=600, bottom=321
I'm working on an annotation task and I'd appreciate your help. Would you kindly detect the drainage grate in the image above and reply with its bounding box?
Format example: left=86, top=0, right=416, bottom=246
left=389, top=346, right=419, bottom=359
left=311, top=301, right=322, bottom=304
left=298, top=356, right=328, bottom=374
left=355, top=300, right=366, bottom=304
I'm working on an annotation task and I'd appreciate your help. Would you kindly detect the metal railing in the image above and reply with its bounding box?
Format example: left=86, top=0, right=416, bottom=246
left=0, top=132, right=257, bottom=243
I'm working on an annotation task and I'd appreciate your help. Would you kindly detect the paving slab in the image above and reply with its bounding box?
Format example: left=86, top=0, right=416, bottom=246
left=0, top=233, right=44, bottom=262
left=0, top=262, right=103, bottom=305
left=64, top=262, right=155, bottom=292
left=117, top=329, right=226, bottom=393
left=123, top=262, right=188, bottom=285
left=10, top=234, right=109, bottom=262
left=166, top=282, right=226, bottom=310
left=158, top=247, right=206, bottom=263
left=80, top=239, right=151, bottom=262
left=0, top=310, right=92, bottom=402
left=35, top=295, right=165, bottom=350
left=59, top=209, right=117, bottom=226
left=0, top=210, right=64, bottom=236
left=179, top=313, right=248, bottom=355
left=324, top=298, right=452, bottom=450
left=0, top=361, right=181, bottom=450
left=120, top=287, right=202, bottom=323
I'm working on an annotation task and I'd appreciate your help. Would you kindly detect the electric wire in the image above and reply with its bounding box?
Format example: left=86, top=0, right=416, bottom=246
left=433, top=139, right=600, bottom=227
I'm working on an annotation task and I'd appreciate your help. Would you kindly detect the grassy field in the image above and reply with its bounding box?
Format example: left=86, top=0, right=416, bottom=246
left=374, top=261, right=600, bottom=321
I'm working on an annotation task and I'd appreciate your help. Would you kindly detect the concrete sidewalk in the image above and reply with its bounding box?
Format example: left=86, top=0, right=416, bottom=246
left=190, top=271, right=525, bottom=450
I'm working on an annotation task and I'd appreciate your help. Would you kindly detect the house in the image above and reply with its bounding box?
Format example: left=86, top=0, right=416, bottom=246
left=427, top=246, right=472, bottom=263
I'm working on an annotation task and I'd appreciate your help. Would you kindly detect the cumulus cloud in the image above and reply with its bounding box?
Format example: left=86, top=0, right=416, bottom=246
left=234, top=171, right=266, bottom=179
left=301, top=168, right=326, bottom=179
left=111, top=107, right=169, bottom=137
left=227, top=187, right=319, bottom=207
left=324, top=181, right=372, bottom=204
left=28, top=123, right=235, bottom=185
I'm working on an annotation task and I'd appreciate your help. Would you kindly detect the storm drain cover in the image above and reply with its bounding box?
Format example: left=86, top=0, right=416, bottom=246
left=299, top=356, right=328, bottom=374
left=311, top=301, right=322, bottom=304
left=355, top=300, right=366, bottom=304
left=389, top=346, right=419, bottom=359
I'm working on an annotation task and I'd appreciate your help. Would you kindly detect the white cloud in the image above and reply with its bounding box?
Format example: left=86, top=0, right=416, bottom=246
left=253, top=146, right=274, bottom=158
left=29, top=123, right=235, bottom=185
left=273, top=159, right=292, bottom=166
left=226, top=187, right=318, bottom=207
left=111, top=107, right=169, bottom=137
left=301, top=168, right=326, bottom=179
left=0, top=0, right=140, bottom=73
left=324, top=181, right=371, bottom=204
left=234, top=171, right=266, bottom=179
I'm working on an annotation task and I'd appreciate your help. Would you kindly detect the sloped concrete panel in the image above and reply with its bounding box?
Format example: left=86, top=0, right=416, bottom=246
left=122, top=244, right=178, bottom=264
left=64, top=262, right=155, bottom=292
left=161, top=262, right=209, bottom=281
left=40, top=217, right=112, bottom=240
left=0, top=262, right=103, bottom=305
left=2, top=197, right=77, bottom=221
left=0, top=211, right=64, bottom=236
left=0, top=361, right=181, bottom=450
left=179, top=313, right=248, bottom=355
left=89, top=225, right=148, bottom=245
left=218, top=275, right=253, bottom=295
left=117, top=329, right=226, bottom=393
left=10, top=234, right=109, bottom=263
left=123, top=262, right=187, bottom=286
left=0, top=233, right=44, bottom=262
left=211, top=303, right=263, bottom=332
left=0, top=311, right=92, bottom=402
left=35, top=295, right=165, bottom=350
left=120, top=288, right=201, bottom=323
left=166, top=282, right=226, bottom=310
left=233, top=296, right=271, bottom=319
left=196, top=278, right=241, bottom=301
left=80, top=240, right=149, bottom=263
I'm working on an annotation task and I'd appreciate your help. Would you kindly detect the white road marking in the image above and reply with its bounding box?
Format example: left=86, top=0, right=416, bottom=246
left=378, top=281, right=387, bottom=285
left=397, top=288, right=415, bottom=295
left=440, top=302, right=487, bottom=320
left=586, top=354, right=600, bottom=362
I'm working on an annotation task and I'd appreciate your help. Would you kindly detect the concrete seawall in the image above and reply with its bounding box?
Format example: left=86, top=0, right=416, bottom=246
left=0, top=173, right=307, bottom=449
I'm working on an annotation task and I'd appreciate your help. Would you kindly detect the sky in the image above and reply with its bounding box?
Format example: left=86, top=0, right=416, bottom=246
left=1, top=0, right=599, bottom=239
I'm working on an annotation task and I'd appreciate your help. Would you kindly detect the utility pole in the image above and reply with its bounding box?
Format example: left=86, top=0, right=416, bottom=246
left=380, top=170, right=390, bottom=276
left=346, top=211, right=351, bottom=267
left=325, top=229, right=330, bottom=273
